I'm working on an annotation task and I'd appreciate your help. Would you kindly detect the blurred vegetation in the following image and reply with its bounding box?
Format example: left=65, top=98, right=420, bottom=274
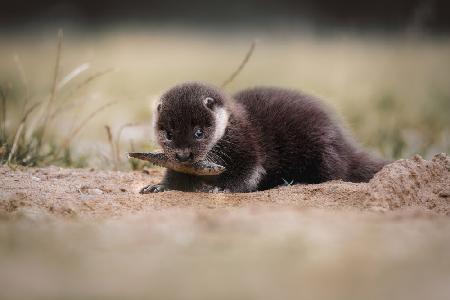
left=0, top=29, right=449, bottom=169
left=0, top=30, right=121, bottom=168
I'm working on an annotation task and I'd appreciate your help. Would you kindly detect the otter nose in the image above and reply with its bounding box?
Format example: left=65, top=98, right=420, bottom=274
left=175, top=150, right=193, bottom=163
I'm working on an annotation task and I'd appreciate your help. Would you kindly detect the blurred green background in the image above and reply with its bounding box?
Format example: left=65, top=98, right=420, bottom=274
left=0, top=1, right=449, bottom=168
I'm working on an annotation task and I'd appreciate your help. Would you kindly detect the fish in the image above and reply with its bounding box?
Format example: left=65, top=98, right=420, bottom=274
left=128, top=152, right=226, bottom=176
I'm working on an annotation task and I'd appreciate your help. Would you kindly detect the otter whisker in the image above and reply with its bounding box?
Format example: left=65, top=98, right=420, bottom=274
left=210, top=148, right=232, bottom=165
left=206, top=151, right=227, bottom=167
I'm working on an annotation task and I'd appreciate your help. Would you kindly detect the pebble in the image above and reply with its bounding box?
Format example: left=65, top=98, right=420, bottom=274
left=89, top=188, right=104, bottom=195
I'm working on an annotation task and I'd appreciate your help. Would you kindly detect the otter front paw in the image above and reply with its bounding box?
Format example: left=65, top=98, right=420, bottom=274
left=139, top=184, right=167, bottom=194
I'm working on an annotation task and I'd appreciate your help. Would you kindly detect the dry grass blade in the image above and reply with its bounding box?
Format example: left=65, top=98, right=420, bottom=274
left=7, top=101, right=42, bottom=163
left=221, top=40, right=256, bottom=88
left=40, top=29, right=64, bottom=143
left=57, top=63, right=90, bottom=90
left=115, top=122, right=140, bottom=165
left=59, top=101, right=118, bottom=153
left=49, top=68, right=115, bottom=120
left=104, top=125, right=118, bottom=170
left=7, top=124, right=24, bottom=163
left=0, top=86, right=6, bottom=140
left=65, top=68, right=115, bottom=100
left=13, top=54, right=29, bottom=107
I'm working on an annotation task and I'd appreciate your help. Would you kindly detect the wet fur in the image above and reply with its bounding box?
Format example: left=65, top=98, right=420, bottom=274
left=142, top=82, right=388, bottom=193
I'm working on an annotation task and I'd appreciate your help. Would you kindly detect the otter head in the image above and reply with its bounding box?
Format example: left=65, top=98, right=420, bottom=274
left=154, top=82, right=229, bottom=164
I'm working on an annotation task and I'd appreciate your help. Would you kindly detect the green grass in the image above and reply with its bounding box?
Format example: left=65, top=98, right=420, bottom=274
left=1, top=29, right=449, bottom=168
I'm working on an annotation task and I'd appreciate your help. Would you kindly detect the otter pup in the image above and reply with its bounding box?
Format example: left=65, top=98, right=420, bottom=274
left=140, top=82, right=388, bottom=193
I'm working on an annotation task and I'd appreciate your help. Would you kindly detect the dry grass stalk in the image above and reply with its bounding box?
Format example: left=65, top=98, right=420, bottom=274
left=63, top=68, right=115, bottom=101
left=49, top=68, right=115, bottom=120
left=221, top=40, right=256, bottom=88
left=13, top=54, right=29, bottom=107
left=104, top=125, right=118, bottom=170
left=115, top=122, right=140, bottom=165
left=39, top=29, right=63, bottom=143
left=59, top=101, right=118, bottom=154
left=57, top=62, right=91, bottom=90
left=72, top=68, right=115, bottom=92
left=7, top=101, right=42, bottom=163
left=0, top=86, right=6, bottom=140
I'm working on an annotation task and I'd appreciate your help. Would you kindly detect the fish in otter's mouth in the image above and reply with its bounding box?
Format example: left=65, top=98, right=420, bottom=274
left=128, top=152, right=226, bottom=176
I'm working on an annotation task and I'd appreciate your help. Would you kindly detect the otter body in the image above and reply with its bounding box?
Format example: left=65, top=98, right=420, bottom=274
left=140, top=82, right=387, bottom=193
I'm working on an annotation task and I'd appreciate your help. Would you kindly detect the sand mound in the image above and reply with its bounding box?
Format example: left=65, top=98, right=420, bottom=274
left=366, top=153, right=450, bottom=214
left=1, top=153, right=449, bottom=217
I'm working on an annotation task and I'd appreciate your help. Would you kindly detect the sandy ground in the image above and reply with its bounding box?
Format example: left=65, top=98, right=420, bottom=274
left=1, top=153, right=449, bottom=217
left=0, top=153, right=449, bottom=299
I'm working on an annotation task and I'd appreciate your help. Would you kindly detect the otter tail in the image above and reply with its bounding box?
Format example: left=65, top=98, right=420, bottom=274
left=347, top=151, right=390, bottom=183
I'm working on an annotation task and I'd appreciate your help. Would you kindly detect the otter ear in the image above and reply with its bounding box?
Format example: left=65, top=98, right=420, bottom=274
left=157, top=103, right=161, bottom=112
left=203, top=97, right=215, bottom=109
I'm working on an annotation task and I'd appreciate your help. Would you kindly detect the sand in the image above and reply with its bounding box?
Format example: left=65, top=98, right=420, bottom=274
left=1, top=153, right=449, bottom=217
left=0, top=153, right=449, bottom=300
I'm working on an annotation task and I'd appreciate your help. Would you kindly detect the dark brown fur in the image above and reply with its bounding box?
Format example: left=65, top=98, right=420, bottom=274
left=140, top=82, right=388, bottom=193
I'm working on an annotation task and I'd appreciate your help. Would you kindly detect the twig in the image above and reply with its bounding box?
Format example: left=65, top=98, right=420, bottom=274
left=221, top=40, right=256, bottom=88
left=40, top=29, right=63, bottom=144
left=58, top=101, right=118, bottom=153
left=104, top=125, right=118, bottom=170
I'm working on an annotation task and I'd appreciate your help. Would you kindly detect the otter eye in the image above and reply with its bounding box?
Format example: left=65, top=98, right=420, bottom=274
left=165, top=131, right=173, bottom=141
left=193, top=128, right=204, bottom=139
